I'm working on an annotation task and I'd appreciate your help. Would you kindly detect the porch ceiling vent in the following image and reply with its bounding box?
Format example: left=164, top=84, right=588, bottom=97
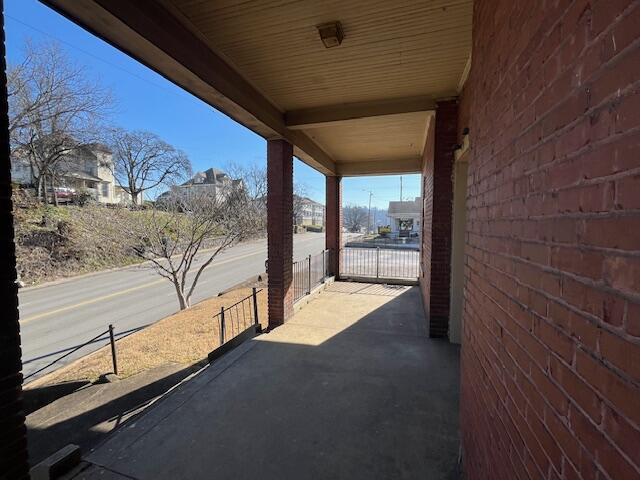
left=316, top=21, right=344, bottom=48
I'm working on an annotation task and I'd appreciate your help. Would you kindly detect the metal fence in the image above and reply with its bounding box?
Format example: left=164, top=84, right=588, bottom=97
left=24, top=324, right=119, bottom=382
left=340, top=247, right=420, bottom=280
left=215, top=287, right=263, bottom=346
left=292, top=249, right=331, bottom=303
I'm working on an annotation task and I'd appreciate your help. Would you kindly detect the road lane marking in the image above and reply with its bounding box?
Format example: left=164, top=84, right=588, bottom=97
left=20, top=279, right=166, bottom=324
left=19, top=247, right=271, bottom=324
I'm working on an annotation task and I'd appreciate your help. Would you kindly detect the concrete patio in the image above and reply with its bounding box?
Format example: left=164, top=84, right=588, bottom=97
left=68, top=282, right=460, bottom=480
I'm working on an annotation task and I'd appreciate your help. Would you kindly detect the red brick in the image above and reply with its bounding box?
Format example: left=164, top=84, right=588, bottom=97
left=534, top=318, right=574, bottom=363
left=599, top=330, right=640, bottom=381
left=582, top=216, right=640, bottom=251
left=602, top=404, right=640, bottom=471
left=545, top=406, right=581, bottom=469
left=603, top=255, right=640, bottom=295
left=575, top=348, right=640, bottom=426
left=549, top=301, right=600, bottom=350
left=532, top=365, right=569, bottom=416
left=571, top=404, right=639, bottom=480
left=616, top=174, right=640, bottom=210
left=628, top=302, right=640, bottom=337
left=549, top=356, right=602, bottom=423
left=457, top=2, right=640, bottom=479
left=266, top=139, right=294, bottom=328
left=424, top=100, right=458, bottom=337
left=325, top=176, right=341, bottom=276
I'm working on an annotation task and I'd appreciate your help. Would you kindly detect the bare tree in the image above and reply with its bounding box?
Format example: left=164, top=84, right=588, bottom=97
left=292, top=183, right=308, bottom=226
left=114, top=167, right=265, bottom=309
left=109, top=128, right=191, bottom=206
left=8, top=40, right=113, bottom=202
left=343, top=204, right=368, bottom=232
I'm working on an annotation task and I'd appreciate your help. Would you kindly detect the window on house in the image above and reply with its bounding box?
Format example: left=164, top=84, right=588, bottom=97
left=101, top=183, right=109, bottom=197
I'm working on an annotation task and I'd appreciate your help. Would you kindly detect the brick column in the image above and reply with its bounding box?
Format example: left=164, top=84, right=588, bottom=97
left=325, top=175, right=342, bottom=276
left=267, top=139, right=294, bottom=328
left=0, top=2, right=30, bottom=477
left=429, top=100, right=458, bottom=338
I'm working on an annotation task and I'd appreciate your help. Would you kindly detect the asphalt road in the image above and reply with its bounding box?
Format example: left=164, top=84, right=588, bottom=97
left=19, top=232, right=340, bottom=382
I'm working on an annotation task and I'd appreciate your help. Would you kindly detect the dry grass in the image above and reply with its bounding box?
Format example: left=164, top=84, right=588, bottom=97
left=28, top=287, right=268, bottom=387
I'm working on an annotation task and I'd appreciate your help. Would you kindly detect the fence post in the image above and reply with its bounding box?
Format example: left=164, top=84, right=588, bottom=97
left=252, top=288, right=259, bottom=326
left=322, top=250, right=326, bottom=283
left=376, top=247, right=380, bottom=279
left=108, top=324, right=118, bottom=376
left=219, top=307, right=226, bottom=345
left=308, top=254, right=312, bottom=294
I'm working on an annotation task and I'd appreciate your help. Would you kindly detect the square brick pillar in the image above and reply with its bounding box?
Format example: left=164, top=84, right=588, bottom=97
left=0, top=4, right=30, bottom=478
left=325, top=175, right=342, bottom=276
left=267, top=139, right=294, bottom=328
left=429, top=99, right=458, bottom=338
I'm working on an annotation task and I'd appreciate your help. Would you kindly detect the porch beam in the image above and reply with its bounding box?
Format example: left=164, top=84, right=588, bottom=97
left=42, top=0, right=337, bottom=176
left=285, top=96, right=436, bottom=130
left=336, top=158, right=422, bottom=176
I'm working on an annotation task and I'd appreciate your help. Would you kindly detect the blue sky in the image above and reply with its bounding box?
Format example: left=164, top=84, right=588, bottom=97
left=4, top=0, right=421, bottom=209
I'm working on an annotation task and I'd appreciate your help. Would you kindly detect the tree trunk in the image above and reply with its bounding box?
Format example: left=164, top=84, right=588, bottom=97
left=173, top=281, right=189, bottom=310
left=36, top=174, right=44, bottom=202
left=51, top=176, right=59, bottom=206
left=131, top=191, right=139, bottom=207
left=43, top=174, right=50, bottom=204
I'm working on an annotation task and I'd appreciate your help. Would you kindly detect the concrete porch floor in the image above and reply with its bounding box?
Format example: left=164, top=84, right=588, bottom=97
left=70, top=282, right=460, bottom=479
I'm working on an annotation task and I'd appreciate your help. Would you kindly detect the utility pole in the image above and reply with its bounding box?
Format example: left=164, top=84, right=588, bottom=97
left=400, top=176, right=403, bottom=202
left=362, top=189, right=373, bottom=234
left=367, top=191, right=373, bottom=234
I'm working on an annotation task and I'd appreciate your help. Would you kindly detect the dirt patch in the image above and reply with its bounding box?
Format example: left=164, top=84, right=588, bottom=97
left=26, top=287, right=268, bottom=387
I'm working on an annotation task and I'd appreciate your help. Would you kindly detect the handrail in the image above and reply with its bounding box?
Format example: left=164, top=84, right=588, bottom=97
left=24, top=326, right=114, bottom=381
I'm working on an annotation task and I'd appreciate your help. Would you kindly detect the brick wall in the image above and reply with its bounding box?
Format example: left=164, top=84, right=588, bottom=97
left=267, top=139, right=294, bottom=328
left=0, top=2, right=29, bottom=477
left=420, top=116, right=434, bottom=321
left=430, top=100, right=458, bottom=337
left=420, top=102, right=458, bottom=338
left=460, top=1, right=640, bottom=479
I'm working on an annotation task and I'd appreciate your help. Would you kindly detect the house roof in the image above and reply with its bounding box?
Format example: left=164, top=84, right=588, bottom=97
left=182, top=168, right=229, bottom=186
left=63, top=170, right=106, bottom=183
left=388, top=197, right=421, bottom=216
left=295, top=195, right=324, bottom=208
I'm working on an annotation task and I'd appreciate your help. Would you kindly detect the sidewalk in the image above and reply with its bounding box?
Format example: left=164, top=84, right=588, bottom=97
left=65, top=283, right=460, bottom=480
left=26, top=362, right=204, bottom=466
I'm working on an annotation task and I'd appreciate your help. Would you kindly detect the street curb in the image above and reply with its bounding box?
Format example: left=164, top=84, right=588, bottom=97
left=19, top=235, right=267, bottom=292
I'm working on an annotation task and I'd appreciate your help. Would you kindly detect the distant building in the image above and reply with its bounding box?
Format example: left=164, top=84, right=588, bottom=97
left=158, top=168, right=242, bottom=203
left=11, top=143, right=131, bottom=204
left=295, top=196, right=325, bottom=228
left=387, top=197, right=422, bottom=236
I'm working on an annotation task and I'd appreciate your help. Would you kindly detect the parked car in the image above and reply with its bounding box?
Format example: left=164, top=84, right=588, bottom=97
left=50, top=187, right=76, bottom=204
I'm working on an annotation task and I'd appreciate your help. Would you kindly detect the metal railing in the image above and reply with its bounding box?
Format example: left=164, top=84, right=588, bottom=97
left=292, top=249, right=331, bottom=303
left=216, top=287, right=263, bottom=346
left=24, top=324, right=119, bottom=382
left=340, top=247, right=420, bottom=280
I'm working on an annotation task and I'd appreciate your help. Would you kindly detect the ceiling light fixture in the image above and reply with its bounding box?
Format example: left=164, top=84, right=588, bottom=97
left=317, top=21, right=344, bottom=48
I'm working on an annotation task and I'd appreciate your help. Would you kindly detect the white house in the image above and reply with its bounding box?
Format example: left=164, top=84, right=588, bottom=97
left=157, top=168, right=242, bottom=205
left=387, top=197, right=422, bottom=237
left=295, top=196, right=325, bottom=228
left=11, top=143, right=131, bottom=204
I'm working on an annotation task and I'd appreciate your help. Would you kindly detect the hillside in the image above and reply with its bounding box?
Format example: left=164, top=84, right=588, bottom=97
left=13, top=196, right=146, bottom=286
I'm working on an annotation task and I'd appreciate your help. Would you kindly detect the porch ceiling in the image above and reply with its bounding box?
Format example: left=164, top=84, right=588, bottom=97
left=43, top=0, right=472, bottom=176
